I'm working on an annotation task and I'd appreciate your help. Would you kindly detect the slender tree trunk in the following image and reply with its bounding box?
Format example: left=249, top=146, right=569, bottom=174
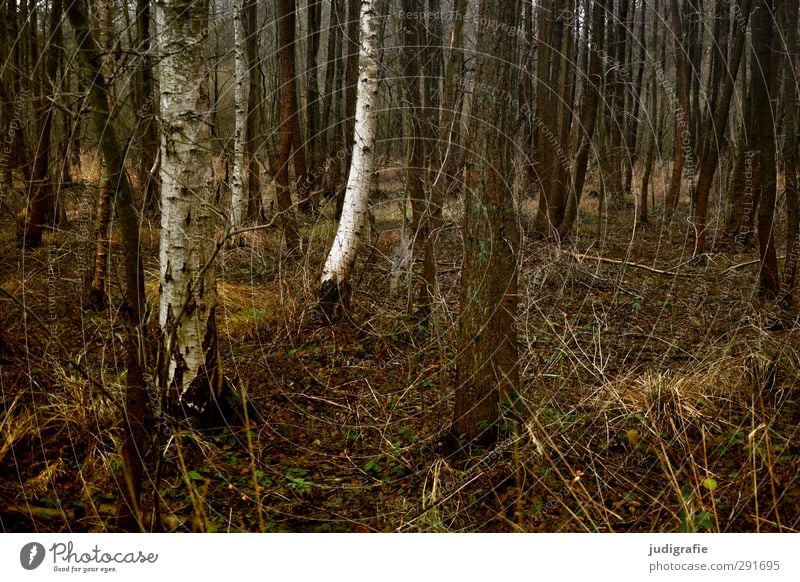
left=450, top=0, right=519, bottom=449
left=136, top=0, right=159, bottom=215
left=782, top=0, right=800, bottom=302
left=88, top=179, right=113, bottom=307
left=605, top=0, right=629, bottom=205
left=66, top=0, right=148, bottom=531
left=751, top=0, right=780, bottom=297
left=6, top=0, right=30, bottom=185
left=434, top=0, right=466, bottom=206
left=692, top=0, right=752, bottom=254
left=155, top=0, right=222, bottom=413
left=302, top=0, right=323, bottom=211
left=275, top=0, right=301, bottom=251
left=244, top=0, right=262, bottom=221
left=624, top=0, right=646, bottom=195
left=666, top=0, right=690, bottom=215
left=230, top=0, right=248, bottom=235
left=559, top=0, right=605, bottom=239
left=322, top=0, right=344, bottom=199
left=533, top=0, right=558, bottom=235
left=319, top=0, right=381, bottom=319
left=21, top=0, right=63, bottom=248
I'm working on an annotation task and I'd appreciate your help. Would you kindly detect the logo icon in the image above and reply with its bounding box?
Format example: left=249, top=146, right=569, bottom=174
left=20, top=542, right=46, bottom=570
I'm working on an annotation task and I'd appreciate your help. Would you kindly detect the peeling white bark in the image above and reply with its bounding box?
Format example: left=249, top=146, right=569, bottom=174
left=230, top=0, right=248, bottom=230
left=155, top=0, right=218, bottom=408
left=320, top=0, right=381, bottom=286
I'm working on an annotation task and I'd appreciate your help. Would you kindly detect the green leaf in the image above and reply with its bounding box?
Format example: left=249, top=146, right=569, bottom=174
left=363, top=460, right=381, bottom=473
left=187, top=470, right=203, bottom=481
left=702, top=477, right=718, bottom=492
left=286, top=476, right=312, bottom=492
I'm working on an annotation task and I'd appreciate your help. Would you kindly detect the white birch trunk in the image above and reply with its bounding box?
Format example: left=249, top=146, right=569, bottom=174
left=155, top=0, right=220, bottom=411
left=319, top=0, right=380, bottom=310
left=230, top=0, right=248, bottom=231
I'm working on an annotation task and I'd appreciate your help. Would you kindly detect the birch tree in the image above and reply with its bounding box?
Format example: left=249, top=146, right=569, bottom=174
left=230, top=0, right=247, bottom=235
left=319, top=0, right=381, bottom=318
left=156, top=0, right=222, bottom=412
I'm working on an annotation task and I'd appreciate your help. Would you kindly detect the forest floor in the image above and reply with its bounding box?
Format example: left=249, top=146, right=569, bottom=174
left=1, top=171, right=799, bottom=532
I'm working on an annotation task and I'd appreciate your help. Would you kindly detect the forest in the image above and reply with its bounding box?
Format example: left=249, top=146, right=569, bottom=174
left=0, top=0, right=798, bottom=533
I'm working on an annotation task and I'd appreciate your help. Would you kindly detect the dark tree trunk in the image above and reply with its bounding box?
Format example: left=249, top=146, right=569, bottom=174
left=88, top=178, right=113, bottom=308
left=781, top=0, right=800, bottom=302
left=244, top=0, right=263, bottom=221
left=275, top=0, right=301, bottom=251
left=66, top=0, right=148, bottom=532
left=301, top=0, right=323, bottom=213
left=692, top=0, right=752, bottom=254
left=21, top=0, right=63, bottom=248
left=750, top=0, right=780, bottom=297
left=665, top=0, right=690, bottom=215
left=451, top=0, right=519, bottom=450
left=136, top=0, right=159, bottom=215
left=559, top=0, right=605, bottom=239
left=434, top=0, right=466, bottom=206
left=341, top=0, right=360, bottom=186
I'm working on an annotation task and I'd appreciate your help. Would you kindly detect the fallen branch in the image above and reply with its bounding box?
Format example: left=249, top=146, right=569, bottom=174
left=569, top=252, right=694, bottom=277
left=721, top=256, right=786, bottom=275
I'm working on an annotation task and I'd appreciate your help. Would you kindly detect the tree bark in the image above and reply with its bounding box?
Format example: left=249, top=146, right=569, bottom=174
left=230, top=0, right=248, bottom=234
left=781, top=0, right=800, bottom=302
left=559, top=0, right=605, bottom=238
left=66, top=0, right=148, bottom=531
left=275, top=0, right=301, bottom=250
left=244, top=0, right=262, bottom=221
left=155, top=0, right=222, bottom=412
left=88, top=179, right=113, bottom=308
left=136, top=0, right=159, bottom=215
left=21, top=0, right=63, bottom=248
left=750, top=0, right=780, bottom=297
left=302, top=0, right=323, bottom=212
left=451, top=0, right=519, bottom=449
left=319, top=0, right=381, bottom=319
left=665, top=0, right=691, bottom=215
left=692, top=0, right=752, bottom=254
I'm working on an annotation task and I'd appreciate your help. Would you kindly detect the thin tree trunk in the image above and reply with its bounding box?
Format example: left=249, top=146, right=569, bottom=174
left=450, top=0, right=519, bottom=449
left=751, top=0, right=780, bottom=297
left=136, top=0, right=159, bottom=215
left=666, top=0, right=690, bottom=215
left=244, top=0, right=262, bottom=221
left=559, top=0, right=605, bottom=239
left=401, top=0, right=427, bottom=228
left=605, top=0, right=629, bottom=205
left=302, top=0, right=323, bottom=212
left=88, top=179, right=113, bottom=307
left=624, top=0, right=646, bottom=195
left=319, top=0, right=381, bottom=319
left=783, top=0, right=800, bottom=302
left=434, top=0, right=466, bottom=207
left=275, top=0, right=301, bottom=251
left=66, top=0, right=148, bottom=531
left=322, top=0, right=343, bottom=199
left=21, top=0, right=63, bottom=248
left=230, top=0, right=247, bottom=235
left=692, top=0, right=752, bottom=254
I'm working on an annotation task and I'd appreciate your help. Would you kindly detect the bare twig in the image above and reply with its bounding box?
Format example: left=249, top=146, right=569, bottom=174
left=570, top=252, right=695, bottom=277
